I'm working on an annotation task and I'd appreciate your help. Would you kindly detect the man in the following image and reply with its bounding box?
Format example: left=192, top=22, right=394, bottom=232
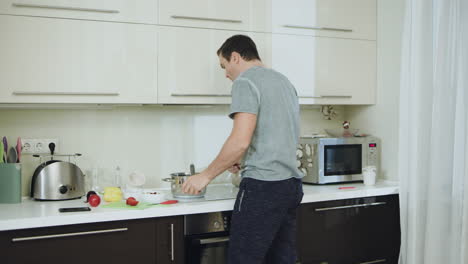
left=182, top=35, right=304, bottom=264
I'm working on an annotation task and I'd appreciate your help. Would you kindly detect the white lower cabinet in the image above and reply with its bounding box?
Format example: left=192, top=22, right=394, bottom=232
left=0, top=15, right=158, bottom=104
left=157, top=26, right=271, bottom=104
left=271, top=34, right=376, bottom=105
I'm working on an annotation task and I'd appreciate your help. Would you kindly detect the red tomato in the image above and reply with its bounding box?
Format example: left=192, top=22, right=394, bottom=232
left=88, top=194, right=101, bottom=207
left=126, top=197, right=139, bottom=206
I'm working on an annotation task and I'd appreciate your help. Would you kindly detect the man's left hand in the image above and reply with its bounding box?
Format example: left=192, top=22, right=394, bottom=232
left=181, top=172, right=211, bottom=195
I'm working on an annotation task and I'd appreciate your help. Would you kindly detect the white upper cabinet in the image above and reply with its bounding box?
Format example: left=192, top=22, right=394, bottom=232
left=0, top=1, right=377, bottom=106
left=157, top=26, right=271, bottom=104
left=271, top=34, right=319, bottom=99
left=158, top=0, right=251, bottom=31
left=264, top=0, right=376, bottom=40
left=0, top=0, right=158, bottom=24
left=0, top=15, right=158, bottom=104
left=313, top=37, right=376, bottom=104
left=272, top=34, right=376, bottom=104
left=158, top=26, right=232, bottom=104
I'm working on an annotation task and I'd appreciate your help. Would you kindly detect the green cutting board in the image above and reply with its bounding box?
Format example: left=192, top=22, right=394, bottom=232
left=101, top=201, right=168, bottom=210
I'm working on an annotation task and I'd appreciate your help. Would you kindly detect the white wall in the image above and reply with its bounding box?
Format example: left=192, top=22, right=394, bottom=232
left=0, top=105, right=343, bottom=195
left=344, top=0, right=406, bottom=181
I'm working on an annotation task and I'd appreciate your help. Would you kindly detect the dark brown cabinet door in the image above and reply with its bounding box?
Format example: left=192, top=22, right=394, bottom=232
left=155, top=215, right=185, bottom=264
left=297, top=194, right=400, bottom=264
left=0, top=216, right=186, bottom=264
left=0, top=218, right=156, bottom=264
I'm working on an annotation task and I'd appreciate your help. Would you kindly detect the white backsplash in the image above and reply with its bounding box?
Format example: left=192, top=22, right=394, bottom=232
left=0, top=105, right=343, bottom=195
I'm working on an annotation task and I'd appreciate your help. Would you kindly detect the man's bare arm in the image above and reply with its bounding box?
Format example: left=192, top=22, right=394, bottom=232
left=181, top=112, right=257, bottom=194
left=204, top=112, right=257, bottom=180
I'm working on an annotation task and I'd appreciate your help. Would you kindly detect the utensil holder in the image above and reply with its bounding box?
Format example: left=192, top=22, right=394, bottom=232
left=0, top=163, right=22, bottom=203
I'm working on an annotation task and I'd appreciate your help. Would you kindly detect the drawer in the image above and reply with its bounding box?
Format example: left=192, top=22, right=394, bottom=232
left=0, top=0, right=158, bottom=24
left=297, top=195, right=400, bottom=264
left=0, top=218, right=156, bottom=264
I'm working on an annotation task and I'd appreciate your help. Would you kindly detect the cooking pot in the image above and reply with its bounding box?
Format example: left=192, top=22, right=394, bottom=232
left=162, top=172, right=206, bottom=199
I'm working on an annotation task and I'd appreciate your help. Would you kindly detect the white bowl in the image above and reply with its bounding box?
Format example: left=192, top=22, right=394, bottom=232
left=141, top=191, right=166, bottom=204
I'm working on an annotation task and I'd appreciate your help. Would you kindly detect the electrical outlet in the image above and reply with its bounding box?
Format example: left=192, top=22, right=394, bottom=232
left=21, top=138, right=59, bottom=154
left=21, top=140, right=34, bottom=153
left=21, top=139, right=37, bottom=154
left=36, top=139, right=59, bottom=154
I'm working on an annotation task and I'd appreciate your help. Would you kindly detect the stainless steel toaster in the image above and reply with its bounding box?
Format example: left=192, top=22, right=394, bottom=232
left=30, top=157, right=85, bottom=201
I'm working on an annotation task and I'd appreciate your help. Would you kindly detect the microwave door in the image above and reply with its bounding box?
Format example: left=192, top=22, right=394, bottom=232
left=325, top=144, right=362, bottom=175
left=319, top=143, right=363, bottom=183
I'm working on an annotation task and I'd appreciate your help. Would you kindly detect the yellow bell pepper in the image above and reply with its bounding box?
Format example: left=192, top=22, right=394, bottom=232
left=103, top=187, right=123, bottom=202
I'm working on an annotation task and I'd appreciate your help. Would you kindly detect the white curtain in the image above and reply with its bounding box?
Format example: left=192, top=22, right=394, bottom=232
left=398, top=0, right=468, bottom=263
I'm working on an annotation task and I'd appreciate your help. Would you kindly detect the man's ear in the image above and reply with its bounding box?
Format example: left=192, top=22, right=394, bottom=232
left=231, top=52, right=241, bottom=64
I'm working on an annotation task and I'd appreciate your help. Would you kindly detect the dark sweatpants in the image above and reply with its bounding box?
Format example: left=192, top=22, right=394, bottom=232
left=228, top=177, right=304, bottom=264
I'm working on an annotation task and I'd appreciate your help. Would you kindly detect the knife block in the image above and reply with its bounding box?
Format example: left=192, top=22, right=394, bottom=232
left=0, top=163, right=22, bottom=203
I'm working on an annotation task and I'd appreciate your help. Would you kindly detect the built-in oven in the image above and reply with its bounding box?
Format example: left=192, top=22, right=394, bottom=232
left=185, top=211, right=231, bottom=264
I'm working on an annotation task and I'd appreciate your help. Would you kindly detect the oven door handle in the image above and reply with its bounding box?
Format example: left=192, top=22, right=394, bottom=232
left=198, top=236, right=230, bottom=245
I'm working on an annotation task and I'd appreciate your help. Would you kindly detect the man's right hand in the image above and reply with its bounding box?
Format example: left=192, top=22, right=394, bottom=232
left=228, top=163, right=242, bottom=173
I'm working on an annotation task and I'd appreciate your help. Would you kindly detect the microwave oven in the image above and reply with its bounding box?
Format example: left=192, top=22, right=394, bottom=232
left=297, top=136, right=380, bottom=184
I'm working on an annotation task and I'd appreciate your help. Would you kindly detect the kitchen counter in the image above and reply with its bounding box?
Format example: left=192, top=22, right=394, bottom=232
left=0, top=181, right=399, bottom=231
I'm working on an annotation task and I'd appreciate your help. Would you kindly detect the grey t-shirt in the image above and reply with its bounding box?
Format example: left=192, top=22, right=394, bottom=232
left=229, top=66, right=303, bottom=181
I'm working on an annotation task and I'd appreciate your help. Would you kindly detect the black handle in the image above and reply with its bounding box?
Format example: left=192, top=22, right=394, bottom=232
left=190, top=164, right=195, bottom=175
left=49, top=143, right=55, bottom=160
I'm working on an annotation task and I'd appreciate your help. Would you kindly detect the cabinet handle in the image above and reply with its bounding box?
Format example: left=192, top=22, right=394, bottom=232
left=300, top=95, right=353, bottom=98
left=12, top=3, right=119, bottom=13
left=171, top=93, right=231, bottom=97
left=199, top=236, right=230, bottom=245
left=360, top=259, right=387, bottom=264
left=299, top=95, right=322, bottom=98
left=315, top=202, right=387, bottom=212
left=12, top=227, right=128, bottom=242
left=283, top=25, right=353, bottom=32
left=319, top=95, right=352, bottom=98
left=170, top=223, right=175, bottom=261
left=171, top=15, right=242, bottom=24
left=13, top=91, right=120, bottom=96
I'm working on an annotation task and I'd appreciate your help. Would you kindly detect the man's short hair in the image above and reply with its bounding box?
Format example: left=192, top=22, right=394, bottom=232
left=217, top=35, right=261, bottom=62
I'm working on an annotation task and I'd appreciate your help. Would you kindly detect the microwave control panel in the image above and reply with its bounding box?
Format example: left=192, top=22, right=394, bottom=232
left=367, top=142, right=378, bottom=165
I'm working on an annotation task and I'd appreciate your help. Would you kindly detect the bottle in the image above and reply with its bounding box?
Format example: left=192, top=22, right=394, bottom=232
left=91, top=167, right=102, bottom=194
left=114, top=166, right=121, bottom=188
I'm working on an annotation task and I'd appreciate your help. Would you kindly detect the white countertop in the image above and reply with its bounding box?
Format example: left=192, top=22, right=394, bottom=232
left=0, top=181, right=399, bottom=231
